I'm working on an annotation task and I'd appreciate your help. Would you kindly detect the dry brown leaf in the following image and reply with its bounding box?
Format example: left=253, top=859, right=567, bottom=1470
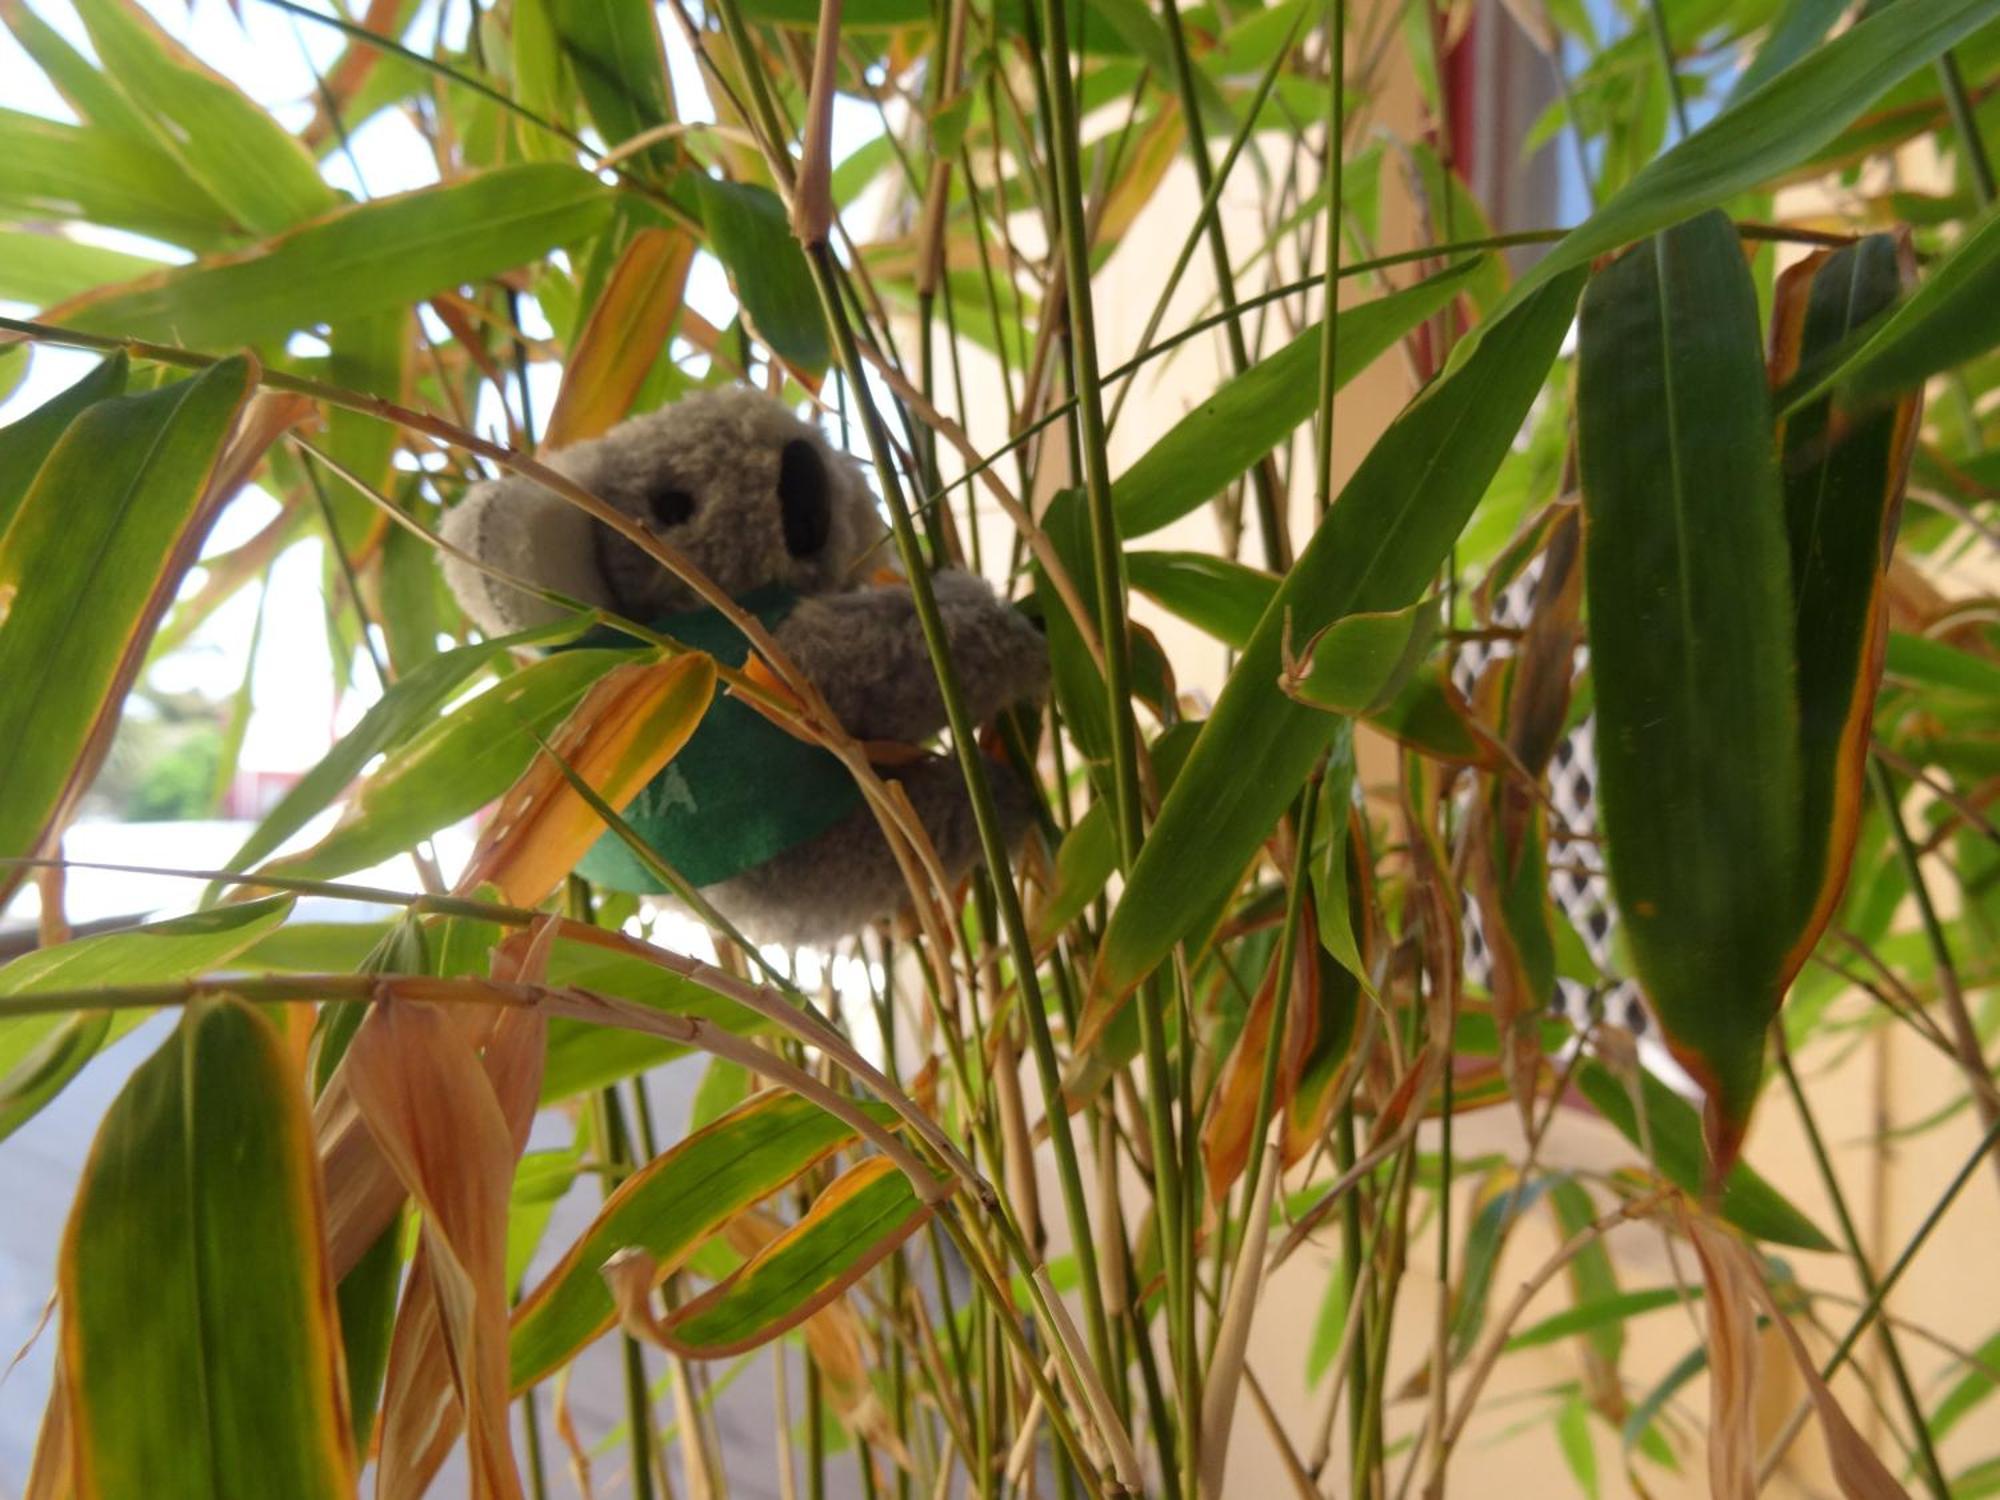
left=1200, top=935, right=1316, bottom=1205
left=23, top=1355, right=72, bottom=1500
left=348, top=1001, right=545, bottom=1500
left=455, top=653, right=715, bottom=907
left=1722, top=1225, right=1912, bottom=1500
left=1685, top=1212, right=1764, bottom=1500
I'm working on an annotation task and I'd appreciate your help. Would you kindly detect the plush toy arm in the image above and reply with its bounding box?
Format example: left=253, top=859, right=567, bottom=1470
left=774, top=571, right=1047, bottom=742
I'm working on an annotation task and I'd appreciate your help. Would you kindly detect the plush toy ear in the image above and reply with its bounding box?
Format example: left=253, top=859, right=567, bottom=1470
left=440, top=475, right=616, bottom=635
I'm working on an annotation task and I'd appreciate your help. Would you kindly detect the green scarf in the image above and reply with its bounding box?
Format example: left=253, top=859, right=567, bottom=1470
left=567, top=587, right=864, bottom=891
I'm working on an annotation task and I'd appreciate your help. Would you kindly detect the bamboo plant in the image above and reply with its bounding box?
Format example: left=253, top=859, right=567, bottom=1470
left=2, top=0, right=2000, bottom=1494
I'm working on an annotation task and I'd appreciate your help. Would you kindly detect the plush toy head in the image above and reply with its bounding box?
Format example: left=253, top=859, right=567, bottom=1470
left=443, top=387, right=890, bottom=634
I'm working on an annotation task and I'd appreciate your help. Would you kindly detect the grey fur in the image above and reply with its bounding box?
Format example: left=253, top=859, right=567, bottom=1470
left=704, top=756, right=1040, bottom=948
left=439, top=387, right=1049, bottom=945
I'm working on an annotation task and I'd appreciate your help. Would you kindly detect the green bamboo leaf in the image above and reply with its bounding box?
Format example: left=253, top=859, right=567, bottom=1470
left=1622, top=1343, right=1705, bottom=1455
left=1577, top=210, right=1800, bottom=1160
left=538, top=934, right=784, bottom=1100
left=1126, top=550, right=1275, bottom=649
left=1491, top=0, right=2000, bottom=324
left=219, top=621, right=589, bottom=885
left=1, top=0, right=203, bottom=153
left=239, top=920, right=395, bottom=972
left=1780, top=207, right=2000, bottom=413
left=60, top=997, right=355, bottom=1498
left=0, top=352, right=128, bottom=540
left=256, top=647, right=629, bottom=884
left=60, top=164, right=617, bottom=351
left=1113, top=259, right=1482, bottom=536
left=1095, top=268, right=1585, bottom=998
left=1031, top=722, right=1202, bottom=948
left=1769, top=234, right=1918, bottom=972
left=0, top=357, right=256, bottom=907
left=71, top=0, right=337, bottom=236
left=1282, top=597, right=1441, bottom=716
left=0, top=108, right=237, bottom=249
left=548, top=0, right=676, bottom=173
left=1728, top=0, right=1848, bottom=103
left=1547, top=1177, right=1623, bottom=1369
left=1505, top=1287, right=1690, bottom=1353
left=653, top=1155, right=938, bottom=1358
left=0, top=230, right=167, bottom=309
left=1365, top=663, right=1499, bottom=766
left=1572, top=1059, right=1833, bottom=1250
left=511, top=1090, right=884, bottom=1387
left=691, top=176, right=831, bottom=377
left=336, top=1217, right=402, bottom=1457
left=1885, top=631, right=2000, bottom=697
left=1929, top=1331, right=2000, bottom=1442
left=0, top=896, right=295, bottom=1142
left=1555, top=1394, right=1601, bottom=1500
left=1449, top=1175, right=1553, bottom=1360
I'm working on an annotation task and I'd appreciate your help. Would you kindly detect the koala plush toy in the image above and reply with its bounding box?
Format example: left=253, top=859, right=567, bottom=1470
left=441, top=387, right=1048, bottom=946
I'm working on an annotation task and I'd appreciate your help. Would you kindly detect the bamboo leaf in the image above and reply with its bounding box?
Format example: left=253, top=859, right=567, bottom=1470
left=510, top=1090, right=884, bottom=1387
left=456, top=651, right=716, bottom=906
left=1769, top=234, right=1920, bottom=975
left=0, top=357, right=256, bottom=907
left=1728, top=0, right=1848, bottom=103
left=344, top=998, right=541, bottom=1499
left=0, top=352, right=128, bottom=540
left=1113, top=259, right=1481, bottom=536
left=1577, top=210, right=1800, bottom=1162
left=691, top=176, right=831, bottom=377
left=71, top=0, right=337, bottom=235
left=643, top=1155, right=939, bottom=1359
left=219, top=621, right=589, bottom=885
left=543, top=225, right=696, bottom=446
left=0, top=231, right=167, bottom=310
left=1126, top=551, right=1275, bottom=649
left=58, top=165, right=617, bottom=351
left=1929, top=1331, right=2000, bottom=1442
left=0, top=108, right=238, bottom=250
left=548, top=0, right=676, bottom=172
left=1492, top=0, right=2000, bottom=323
left=259, top=647, right=630, bottom=884
left=1781, top=207, right=2000, bottom=413
left=1282, top=597, right=1441, bottom=716
left=0, top=896, right=294, bottom=1142
left=1572, top=1060, right=1833, bottom=1250
left=1505, top=1287, right=1689, bottom=1353
left=1095, top=268, right=1585, bottom=998
left=58, top=997, right=355, bottom=1499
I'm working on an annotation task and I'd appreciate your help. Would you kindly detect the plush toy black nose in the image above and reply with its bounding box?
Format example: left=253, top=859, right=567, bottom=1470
left=778, top=438, right=830, bottom=558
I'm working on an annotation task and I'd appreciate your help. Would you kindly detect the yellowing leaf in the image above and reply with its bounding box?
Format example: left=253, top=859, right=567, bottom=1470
left=56, top=998, right=355, bottom=1500
left=344, top=1000, right=544, bottom=1500
left=456, top=652, right=716, bottom=907
left=543, top=226, right=696, bottom=448
left=615, top=1156, right=939, bottom=1359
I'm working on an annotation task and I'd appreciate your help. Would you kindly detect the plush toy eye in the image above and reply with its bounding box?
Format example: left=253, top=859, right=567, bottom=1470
left=778, top=438, right=831, bottom=558
left=646, top=484, right=696, bottom=528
